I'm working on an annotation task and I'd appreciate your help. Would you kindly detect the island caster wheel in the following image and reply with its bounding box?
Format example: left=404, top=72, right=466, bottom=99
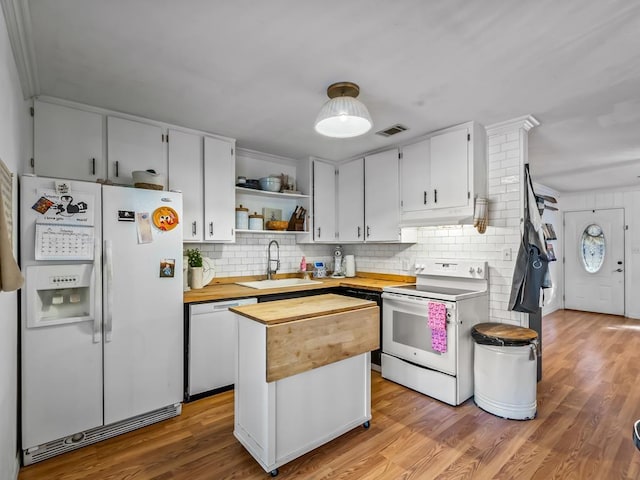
left=270, top=468, right=279, bottom=477
left=363, top=421, right=370, bottom=429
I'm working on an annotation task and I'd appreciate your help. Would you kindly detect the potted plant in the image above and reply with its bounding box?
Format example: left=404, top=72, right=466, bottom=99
left=186, top=248, right=204, bottom=289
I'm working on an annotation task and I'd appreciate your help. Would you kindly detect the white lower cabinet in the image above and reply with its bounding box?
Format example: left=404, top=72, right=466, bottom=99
left=187, top=298, right=257, bottom=397
left=234, top=315, right=371, bottom=475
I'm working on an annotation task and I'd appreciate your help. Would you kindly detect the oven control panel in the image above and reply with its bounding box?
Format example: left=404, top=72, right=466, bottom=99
left=415, top=260, right=488, bottom=279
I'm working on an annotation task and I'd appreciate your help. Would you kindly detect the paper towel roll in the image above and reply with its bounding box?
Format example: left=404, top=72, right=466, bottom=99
left=345, top=255, right=356, bottom=277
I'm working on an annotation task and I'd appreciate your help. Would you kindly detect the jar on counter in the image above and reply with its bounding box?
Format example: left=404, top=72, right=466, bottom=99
left=236, top=204, right=249, bottom=230
left=249, top=212, right=264, bottom=230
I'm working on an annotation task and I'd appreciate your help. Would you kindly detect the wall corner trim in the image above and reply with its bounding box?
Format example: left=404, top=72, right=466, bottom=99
left=486, top=115, right=540, bottom=136
left=0, top=0, right=39, bottom=99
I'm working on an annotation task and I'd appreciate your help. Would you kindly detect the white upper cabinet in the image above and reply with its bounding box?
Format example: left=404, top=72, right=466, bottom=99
left=400, top=139, right=430, bottom=213
left=430, top=128, right=470, bottom=209
left=313, top=160, right=336, bottom=242
left=107, top=116, right=166, bottom=188
left=203, top=136, right=235, bottom=242
left=401, top=121, right=486, bottom=225
left=365, top=149, right=401, bottom=242
left=33, top=100, right=104, bottom=181
left=168, top=130, right=203, bottom=242
left=337, top=158, right=364, bottom=242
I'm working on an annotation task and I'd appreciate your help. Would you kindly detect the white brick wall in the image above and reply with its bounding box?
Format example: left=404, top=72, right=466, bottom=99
left=186, top=233, right=334, bottom=277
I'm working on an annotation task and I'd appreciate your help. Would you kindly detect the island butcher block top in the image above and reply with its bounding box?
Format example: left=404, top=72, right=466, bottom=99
left=231, top=293, right=379, bottom=382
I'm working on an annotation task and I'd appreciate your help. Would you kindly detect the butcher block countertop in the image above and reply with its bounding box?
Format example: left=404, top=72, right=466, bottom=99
left=229, top=293, right=376, bottom=325
left=183, top=272, right=415, bottom=304
left=231, top=293, right=380, bottom=382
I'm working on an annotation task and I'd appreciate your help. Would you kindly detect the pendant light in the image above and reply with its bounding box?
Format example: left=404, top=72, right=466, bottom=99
left=314, top=82, right=373, bottom=138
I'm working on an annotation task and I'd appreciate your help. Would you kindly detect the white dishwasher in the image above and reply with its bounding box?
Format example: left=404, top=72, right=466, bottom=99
left=187, top=297, right=257, bottom=400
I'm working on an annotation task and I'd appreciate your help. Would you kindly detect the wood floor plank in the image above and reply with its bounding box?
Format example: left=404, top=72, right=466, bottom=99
left=18, top=309, right=640, bottom=479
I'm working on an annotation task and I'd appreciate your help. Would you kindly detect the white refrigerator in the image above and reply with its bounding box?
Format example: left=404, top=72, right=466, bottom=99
left=20, top=175, right=183, bottom=464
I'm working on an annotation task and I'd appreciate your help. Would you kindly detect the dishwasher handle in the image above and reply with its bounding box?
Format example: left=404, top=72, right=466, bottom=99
left=190, top=298, right=257, bottom=315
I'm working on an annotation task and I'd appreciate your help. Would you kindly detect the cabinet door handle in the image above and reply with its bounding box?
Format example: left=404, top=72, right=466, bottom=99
left=91, top=158, right=96, bottom=176
left=209, top=222, right=214, bottom=236
left=192, top=221, right=197, bottom=236
left=434, top=189, right=438, bottom=203
left=357, top=226, right=361, bottom=238
left=423, top=191, right=427, bottom=205
left=115, top=161, right=119, bottom=177
left=367, top=226, right=371, bottom=238
left=317, top=227, right=321, bottom=238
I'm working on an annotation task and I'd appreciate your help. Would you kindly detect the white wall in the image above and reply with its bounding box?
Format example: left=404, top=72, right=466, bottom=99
left=0, top=8, right=29, bottom=480
left=562, top=187, right=640, bottom=319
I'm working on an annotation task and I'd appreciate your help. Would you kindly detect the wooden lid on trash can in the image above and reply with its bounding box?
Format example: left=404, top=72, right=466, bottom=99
left=472, top=322, right=538, bottom=346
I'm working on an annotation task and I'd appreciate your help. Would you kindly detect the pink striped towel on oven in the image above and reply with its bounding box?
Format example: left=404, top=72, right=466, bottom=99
left=428, top=301, right=447, bottom=353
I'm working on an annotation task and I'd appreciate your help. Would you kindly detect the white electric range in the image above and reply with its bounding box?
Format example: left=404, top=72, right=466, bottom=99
left=381, top=259, right=489, bottom=406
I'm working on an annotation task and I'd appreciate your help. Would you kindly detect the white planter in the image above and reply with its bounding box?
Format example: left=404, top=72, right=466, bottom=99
left=190, top=266, right=204, bottom=289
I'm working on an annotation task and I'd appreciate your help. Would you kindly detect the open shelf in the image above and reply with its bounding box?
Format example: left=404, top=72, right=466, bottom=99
left=235, top=187, right=309, bottom=199
left=235, top=229, right=308, bottom=235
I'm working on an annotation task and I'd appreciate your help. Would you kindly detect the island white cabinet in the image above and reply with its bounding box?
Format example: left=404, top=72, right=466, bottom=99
left=168, top=129, right=204, bottom=241
left=33, top=100, right=104, bottom=181
left=337, top=158, right=364, bottom=242
left=365, top=149, right=401, bottom=242
left=231, top=295, right=377, bottom=476
left=312, top=160, right=336, bottom=242
left=401, top=121, right=486, bottom=225
left=107, top=116, right=166, bottom=188
left=203, top=136, right=236, bottom=242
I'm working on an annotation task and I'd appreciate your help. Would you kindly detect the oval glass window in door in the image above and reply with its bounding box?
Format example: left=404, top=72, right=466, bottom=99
left=580, top=224, right=605, bottom=273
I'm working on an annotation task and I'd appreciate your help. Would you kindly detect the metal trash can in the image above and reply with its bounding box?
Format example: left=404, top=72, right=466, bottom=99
left=472, top=322, right=538, bottom=420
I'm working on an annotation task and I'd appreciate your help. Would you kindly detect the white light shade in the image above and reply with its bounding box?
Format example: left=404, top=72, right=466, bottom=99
left=314, top=96, right=373, bottom=138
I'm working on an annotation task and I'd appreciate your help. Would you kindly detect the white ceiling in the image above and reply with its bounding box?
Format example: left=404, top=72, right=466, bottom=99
left=12, top=0, right=640, bottom=193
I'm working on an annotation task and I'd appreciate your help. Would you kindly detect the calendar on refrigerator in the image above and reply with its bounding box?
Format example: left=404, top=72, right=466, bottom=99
left=35, top=224, right=95, bottom=260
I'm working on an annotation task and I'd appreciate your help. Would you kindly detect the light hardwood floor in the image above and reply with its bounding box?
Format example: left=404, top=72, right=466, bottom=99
left=18, top=309, right=640, bottom=479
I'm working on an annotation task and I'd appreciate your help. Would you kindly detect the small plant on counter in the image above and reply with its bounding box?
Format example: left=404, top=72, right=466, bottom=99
left=186, top=248, right=203, bottom=268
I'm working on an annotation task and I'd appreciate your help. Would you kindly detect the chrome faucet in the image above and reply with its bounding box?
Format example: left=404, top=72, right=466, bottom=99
left=267, top=240, right=280, bottom=280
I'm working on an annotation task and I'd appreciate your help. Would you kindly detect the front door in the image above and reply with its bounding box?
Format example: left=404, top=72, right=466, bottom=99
left=564, top=209, right=624, bottom=315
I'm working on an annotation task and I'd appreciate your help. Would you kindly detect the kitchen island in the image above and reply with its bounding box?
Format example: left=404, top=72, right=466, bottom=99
left=230, top=294, right=379, bottom=476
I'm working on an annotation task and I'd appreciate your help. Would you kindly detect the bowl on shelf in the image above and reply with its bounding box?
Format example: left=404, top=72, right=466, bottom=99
left=265, top=220, right=289, bottom=231
left=259, top=176, right=281, bottom=192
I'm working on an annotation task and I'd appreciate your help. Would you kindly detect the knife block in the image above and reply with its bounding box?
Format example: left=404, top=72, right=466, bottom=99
left=287, top=211, right=305, bottom=231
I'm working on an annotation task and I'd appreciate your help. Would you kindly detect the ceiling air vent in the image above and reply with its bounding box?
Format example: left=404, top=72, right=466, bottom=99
left=375, top=124, right=409, bottom=137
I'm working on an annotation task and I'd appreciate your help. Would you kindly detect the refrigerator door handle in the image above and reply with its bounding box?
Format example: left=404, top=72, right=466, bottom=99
left=105, top=240, right=114, bottom=342
left=93, top=241, right=102, bottom=343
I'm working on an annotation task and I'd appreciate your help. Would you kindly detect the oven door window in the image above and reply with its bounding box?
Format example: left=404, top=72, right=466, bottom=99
left=383, top=297, right=456, bottom=376
left=392, top=311, right=437, bottom=353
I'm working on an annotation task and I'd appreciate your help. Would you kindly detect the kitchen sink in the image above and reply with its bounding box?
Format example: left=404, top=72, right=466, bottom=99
left=235, top=278, right=322, bottom=289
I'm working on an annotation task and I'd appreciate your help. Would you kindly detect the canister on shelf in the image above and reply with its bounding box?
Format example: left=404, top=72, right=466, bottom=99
left=249, top=212, right=264, bottom=231
left=236, top=205, right=249, bottom=230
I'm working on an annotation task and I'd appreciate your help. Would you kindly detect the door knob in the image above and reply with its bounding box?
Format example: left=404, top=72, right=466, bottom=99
left=614, top=268, right=623, bottom=272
